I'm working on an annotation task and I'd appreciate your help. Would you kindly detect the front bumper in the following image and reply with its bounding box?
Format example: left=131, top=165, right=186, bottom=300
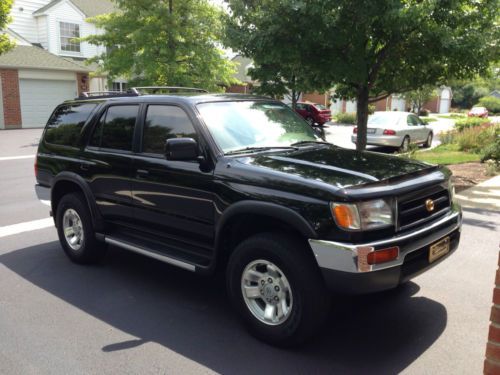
left=309, top=205, right=462, bottom=294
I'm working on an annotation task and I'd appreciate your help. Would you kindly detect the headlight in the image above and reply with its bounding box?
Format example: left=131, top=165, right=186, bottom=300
left=331, top=199, right=393, bottom=231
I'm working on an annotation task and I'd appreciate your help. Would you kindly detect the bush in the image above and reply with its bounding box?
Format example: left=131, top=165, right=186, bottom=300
left=455, top=117, right=490, bottom=131
left=368, top=104, right=375, bottom=115
left=419, top=109, right=430, bottom=116
left=454, top=124, right=498, bottom=153
left=440, top=130, right=456, bottom=145
left=478, top=96, right=500, bottom=114
left=481, top=142, right=500, bottom=163
left=335, top=112, right=357, bottom=125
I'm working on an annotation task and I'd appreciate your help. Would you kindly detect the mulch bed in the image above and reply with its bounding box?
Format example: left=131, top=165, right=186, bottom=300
left=446, top=162, right=491, bottom=192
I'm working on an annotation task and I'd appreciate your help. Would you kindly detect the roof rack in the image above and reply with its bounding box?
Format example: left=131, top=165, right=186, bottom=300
left=130, top=86, right=208, bottom=95
left=78, top=91, right=139, bottom=99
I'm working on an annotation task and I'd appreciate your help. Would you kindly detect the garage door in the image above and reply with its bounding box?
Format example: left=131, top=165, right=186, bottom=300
left=19, top=79, right=77, bottom=128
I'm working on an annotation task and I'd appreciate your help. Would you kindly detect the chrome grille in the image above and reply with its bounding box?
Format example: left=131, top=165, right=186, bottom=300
left=397, top=185, right=450, bottom=231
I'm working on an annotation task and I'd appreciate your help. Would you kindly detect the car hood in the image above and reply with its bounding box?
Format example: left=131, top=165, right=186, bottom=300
left=231, top=145, right=436, bottom=189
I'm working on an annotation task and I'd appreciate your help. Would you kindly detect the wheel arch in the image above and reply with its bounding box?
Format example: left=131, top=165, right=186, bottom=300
left=51, top=172, right=103, bottom=231
left=212, top=201, right=318, bottom=274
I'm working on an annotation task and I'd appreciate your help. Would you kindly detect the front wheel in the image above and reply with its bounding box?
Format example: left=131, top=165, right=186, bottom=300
left=226, top=232, right=331, bottom=347
left=424, top=132, right=433, bottom=148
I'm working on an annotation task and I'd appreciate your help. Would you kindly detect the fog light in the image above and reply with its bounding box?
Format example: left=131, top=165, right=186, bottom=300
left=366, top=246, right=399, bottom=265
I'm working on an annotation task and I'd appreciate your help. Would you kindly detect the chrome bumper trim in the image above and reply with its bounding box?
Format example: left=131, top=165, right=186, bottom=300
left=309, top=207, right=461, bottom=273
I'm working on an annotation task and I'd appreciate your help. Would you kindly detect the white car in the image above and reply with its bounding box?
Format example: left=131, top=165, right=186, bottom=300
left=351, top=111, right=433, bottom=152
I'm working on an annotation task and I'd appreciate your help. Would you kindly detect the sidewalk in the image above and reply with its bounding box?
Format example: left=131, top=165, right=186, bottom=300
left=455, top=175, right=500, bottom=210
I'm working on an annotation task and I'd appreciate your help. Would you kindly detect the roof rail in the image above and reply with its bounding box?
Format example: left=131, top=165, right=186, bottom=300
left=78, top=91, right=139, bottom=99
left=130, top=86, right=208, bottom=95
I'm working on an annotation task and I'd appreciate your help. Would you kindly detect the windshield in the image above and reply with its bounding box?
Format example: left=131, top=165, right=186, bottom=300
left=197, top=101, right=318, bottom=153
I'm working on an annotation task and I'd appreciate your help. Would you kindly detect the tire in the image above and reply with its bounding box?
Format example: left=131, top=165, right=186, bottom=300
left=226, top=232, right=331, bottom=347
left=424, top=132, right=433, bottom=148
left=399, top=136, right=410, bottom=153
left=306, top=117, right=315, bottom=126
left=56, top=192, right=106, bottom=264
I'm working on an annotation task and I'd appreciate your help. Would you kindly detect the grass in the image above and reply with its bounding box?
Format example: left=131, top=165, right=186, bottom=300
left=437, top=114, right=466, bottom=119
left=413, top=144, right=480, bottom=165
left=421, top=117, right=438, bottom=124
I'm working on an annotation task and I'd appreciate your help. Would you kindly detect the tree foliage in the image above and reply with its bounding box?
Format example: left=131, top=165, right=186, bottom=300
left=404, top=85, right=436, bottom=114
left=225, top=0, right=499, bottom=150
left=451, top=64, right=499, bottom=108
left=85, top=0, right=237, bottom=91
left=0, top=0, right=15, bottom=56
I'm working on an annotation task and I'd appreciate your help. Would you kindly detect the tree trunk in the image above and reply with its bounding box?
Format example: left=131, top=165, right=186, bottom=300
left=356, top=86, right=369, bottom=151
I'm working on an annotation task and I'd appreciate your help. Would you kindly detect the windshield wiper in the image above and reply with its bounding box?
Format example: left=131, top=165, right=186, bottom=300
left=291, top=140, right=331, bottom=146
left=225, top=146, right=299, bottom=155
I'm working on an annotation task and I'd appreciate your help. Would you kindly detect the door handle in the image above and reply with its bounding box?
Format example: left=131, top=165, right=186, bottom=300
left=80, top=163, right=89, bottom=171
left=136, top=169, right=149, bottom=178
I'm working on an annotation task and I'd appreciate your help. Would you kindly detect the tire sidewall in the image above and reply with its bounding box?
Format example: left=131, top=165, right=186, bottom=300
left=227, top=241, right=306, bottom=344
left=56, top=193, right=97, bottom=263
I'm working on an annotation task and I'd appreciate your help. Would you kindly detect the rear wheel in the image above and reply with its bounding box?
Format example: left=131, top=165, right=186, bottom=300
left=399, top=136, right=410, bottom=153
left=424, top=132, right=433, bottom=148
left=226, top=232, right=331, bottom=347
left=56, top=192, right=106, bottom=264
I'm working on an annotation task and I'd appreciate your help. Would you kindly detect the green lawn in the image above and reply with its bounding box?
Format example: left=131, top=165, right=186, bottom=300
left=413, top=144, right=480, bottom=165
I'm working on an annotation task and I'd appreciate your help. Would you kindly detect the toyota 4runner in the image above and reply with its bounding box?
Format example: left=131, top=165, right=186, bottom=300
left=35, top=88, right=462, bottom=346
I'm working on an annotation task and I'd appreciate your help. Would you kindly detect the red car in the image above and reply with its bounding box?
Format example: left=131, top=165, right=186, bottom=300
left=468, top=106, right=488, bottom=118
left=295, top=102, right=331, bottom=126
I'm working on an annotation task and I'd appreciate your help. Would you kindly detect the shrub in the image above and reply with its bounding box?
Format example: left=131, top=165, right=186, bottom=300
left=419, top=109, right=430, bottom=116
left=478, top=96, right=500, bottom=114
left=368, top=104, right=375, bottom=115
left=440, top=130, right=457, bottom=145
left=335, top=112, right=357, bottom=125
left=455, top=117, right=490, bottom=131
left=454, top=124, right=498, bottom=153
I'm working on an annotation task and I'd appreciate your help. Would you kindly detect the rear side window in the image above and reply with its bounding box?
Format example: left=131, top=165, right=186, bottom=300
left=142, top=105, right=197, bottom=154
left=45, top=103, right=97, bottom=146
left=89, top=105, right=138, bottom=151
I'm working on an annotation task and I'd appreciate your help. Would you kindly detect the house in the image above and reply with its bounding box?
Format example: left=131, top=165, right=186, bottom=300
left=227, top=56, right=453, bottom=114
left=0, top=0, right=117, bottom=129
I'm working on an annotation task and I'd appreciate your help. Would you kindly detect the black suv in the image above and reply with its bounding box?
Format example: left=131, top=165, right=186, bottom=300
left=35, top=88, right=462, bottom=346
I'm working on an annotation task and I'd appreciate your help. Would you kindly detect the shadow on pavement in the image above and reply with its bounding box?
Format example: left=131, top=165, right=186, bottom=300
left=1, top=241, right=448, bottom=374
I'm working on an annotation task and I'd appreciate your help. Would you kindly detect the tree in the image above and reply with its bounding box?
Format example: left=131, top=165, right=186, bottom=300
left=224, top=2, right=322, bottom=109
left=404, top=86, right=436, bottom=114
left=226, top=0, right=499, bottom=151
left=451, top=64, right=499, bottom=108
left=85, top=0, right=237, bottom=91
left=0, top=0, right=15, bottom=56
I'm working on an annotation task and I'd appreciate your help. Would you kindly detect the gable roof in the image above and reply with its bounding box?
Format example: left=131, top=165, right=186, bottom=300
left=34, top=0, right=116, bottom=18
left=0, top=45, right=91, bottom=72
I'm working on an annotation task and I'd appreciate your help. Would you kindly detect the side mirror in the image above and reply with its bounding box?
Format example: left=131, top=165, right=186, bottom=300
left=165, top=138, right=198, bottom=161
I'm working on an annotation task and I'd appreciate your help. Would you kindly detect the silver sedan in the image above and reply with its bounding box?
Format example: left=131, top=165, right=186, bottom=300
left=351, top=112, right=433, bottom=152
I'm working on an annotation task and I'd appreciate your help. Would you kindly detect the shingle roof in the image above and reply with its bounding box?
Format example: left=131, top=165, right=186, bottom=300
left=0, top=45, right=91, bottom=72
left=34, top=0, right=116, bottom=18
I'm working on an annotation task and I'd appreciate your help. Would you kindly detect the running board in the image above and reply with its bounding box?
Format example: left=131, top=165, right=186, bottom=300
left=105, top=236, right=196, bottom=272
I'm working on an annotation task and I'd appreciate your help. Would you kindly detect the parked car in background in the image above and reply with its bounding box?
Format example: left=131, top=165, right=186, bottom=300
left=294, top=102, right=331, bottom=126
left=467, top=106, right=488, bottom=118
left=352, top=111, right=433, bottom=152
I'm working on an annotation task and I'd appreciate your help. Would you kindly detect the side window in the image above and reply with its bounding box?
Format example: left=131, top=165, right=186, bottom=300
left=45, top=103, right=97, bottom=147
left=89, top=105, right=138, bottom=151
left=142, top=105, right=197, bottom=154
left=296, top=104, right=304, bottom=110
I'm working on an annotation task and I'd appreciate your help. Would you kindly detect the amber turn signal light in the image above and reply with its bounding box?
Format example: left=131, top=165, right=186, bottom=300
left=332, top=203, right=360, bottom=230
left=366, top=246, right=399, bottom=265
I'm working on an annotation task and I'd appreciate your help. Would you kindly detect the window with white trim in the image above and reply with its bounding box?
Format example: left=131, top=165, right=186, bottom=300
left=60, top=22, right=80, bottom=53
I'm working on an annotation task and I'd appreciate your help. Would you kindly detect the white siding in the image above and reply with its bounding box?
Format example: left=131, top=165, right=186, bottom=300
left=9, top=0, right=50, bottom=43
left=45, top=0, right=101, bottom=58
left=36, top=15, right=48, bottom=48
left=346, top=100, right=357, bottom=113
